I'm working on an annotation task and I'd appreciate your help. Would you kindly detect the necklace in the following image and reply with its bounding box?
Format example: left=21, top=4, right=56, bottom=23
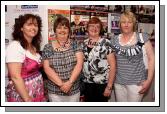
left=56, top=39, right=69, bottom=48
left=54, top=39, right=71, bottom=52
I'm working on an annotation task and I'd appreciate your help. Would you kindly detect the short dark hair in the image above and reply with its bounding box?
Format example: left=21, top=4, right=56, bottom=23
left=53, top=16, right=70, bottom=33
left=12, top=14, right=42, bottom=52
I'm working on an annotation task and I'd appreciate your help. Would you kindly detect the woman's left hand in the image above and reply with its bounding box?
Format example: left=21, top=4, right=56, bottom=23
left=103, top=87, right=112, bottom=97
left=138, top=80, right=152, bottom=94
left=60, top=81, right=73, bottom=93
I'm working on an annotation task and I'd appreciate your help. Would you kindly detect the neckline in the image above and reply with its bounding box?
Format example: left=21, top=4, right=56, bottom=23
left=56, top=38, right=69, bottom=47
left=86, top=38, right=103, bottom=55
left=86, top=36, right=102, bottom=43
left=51, top=40, right=72, bottom=52
left=119, top=32, right=135, bottom=46
left=26, top=50, right=40, bottom=62
left=26, top=50, right=39, bottom=56
left=118, top=32, right=138, bottom=47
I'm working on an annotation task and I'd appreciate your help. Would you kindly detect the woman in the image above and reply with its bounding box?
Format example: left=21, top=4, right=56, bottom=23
left=6, top=14, right=46, bottom=102
left=111, top=11, right=155, bottom=102
left=42, top=16, right=83, bottom=102
left=82, top=17, right=116, bottom=102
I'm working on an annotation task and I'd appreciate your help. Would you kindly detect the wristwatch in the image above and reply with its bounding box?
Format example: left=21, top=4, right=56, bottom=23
left=106, top=86, right=112, bottom=90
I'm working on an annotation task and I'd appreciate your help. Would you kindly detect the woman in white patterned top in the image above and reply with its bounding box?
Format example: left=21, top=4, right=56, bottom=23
left=82, top=17, right=116, bottom=102
left=111, top=11, right=155, bottom=102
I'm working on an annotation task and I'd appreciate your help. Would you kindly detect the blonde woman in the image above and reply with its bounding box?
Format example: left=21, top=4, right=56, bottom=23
left=111, top=11, right=155, bottom=102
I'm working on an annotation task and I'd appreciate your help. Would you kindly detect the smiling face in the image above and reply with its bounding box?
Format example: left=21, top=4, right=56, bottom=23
left=53, top=16, right=70, bottom=40
left=88, top=23, right=101, bottom=38
left=119, top=11, right=136, bottom=34
left=87, top=17, right=103, bottom=38
left=21, top=18, right=38, bottom=39
left=120, top=16, right=134, bottom=34
left=56, top=24, right=69, bottom=39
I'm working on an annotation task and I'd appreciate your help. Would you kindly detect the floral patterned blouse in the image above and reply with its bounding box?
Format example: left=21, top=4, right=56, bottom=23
left=82, top=38, right=114, bottom=84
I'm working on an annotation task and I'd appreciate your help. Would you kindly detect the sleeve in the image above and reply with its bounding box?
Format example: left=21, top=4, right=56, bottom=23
left=142, top=32, right=150, bottom=43
left=42, top=44, right=53, bottom=60
left=6, top=41, right=25, bottom=63
left=105, top=39, right=114, bottom=55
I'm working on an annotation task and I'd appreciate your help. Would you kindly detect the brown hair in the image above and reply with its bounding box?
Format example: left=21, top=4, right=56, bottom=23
left=87, top=16, right=103, bottom=35
left=53, top=16, right=70, bottom=34
left=119, top=10, right=137, bottom=32
left=12, top=14, right=42, bottom=52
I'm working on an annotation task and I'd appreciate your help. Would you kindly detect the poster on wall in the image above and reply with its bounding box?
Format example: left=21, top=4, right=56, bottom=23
left=48, top=9, right=70, bottom=42
left=70, top=10, right=90, bottom=41
left=108, top=13, right=120, bottom=38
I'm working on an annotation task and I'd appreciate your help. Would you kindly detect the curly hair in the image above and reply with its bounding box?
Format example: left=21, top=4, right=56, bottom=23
left=12, top=14, right=42, bottom=52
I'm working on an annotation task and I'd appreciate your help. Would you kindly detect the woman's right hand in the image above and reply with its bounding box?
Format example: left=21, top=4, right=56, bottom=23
left=60, top=81, right=73, bottom=93
left=24, top=96, right=32, bottom=102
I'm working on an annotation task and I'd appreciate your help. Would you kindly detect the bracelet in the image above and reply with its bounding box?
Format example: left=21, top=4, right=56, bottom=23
left=106, top=86, right=112, bottom=90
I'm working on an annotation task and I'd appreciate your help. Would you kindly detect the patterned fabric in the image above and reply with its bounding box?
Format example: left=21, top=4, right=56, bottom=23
left=82, top=38, right=114, bottom=84
left=6, top=41, right=46, bottom=102
left=7, top=72, right=45, bottom=102
left=42, top=40, right=82, bottom=96
left=111, top=32, right=149, bottom=85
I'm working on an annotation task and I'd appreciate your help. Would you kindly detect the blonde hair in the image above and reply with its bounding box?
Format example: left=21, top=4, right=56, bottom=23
left=119, top=10, right=137, bottom=32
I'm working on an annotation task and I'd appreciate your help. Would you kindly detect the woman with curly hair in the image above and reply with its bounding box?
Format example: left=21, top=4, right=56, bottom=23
left=6, top=14, right=46, bottom=102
